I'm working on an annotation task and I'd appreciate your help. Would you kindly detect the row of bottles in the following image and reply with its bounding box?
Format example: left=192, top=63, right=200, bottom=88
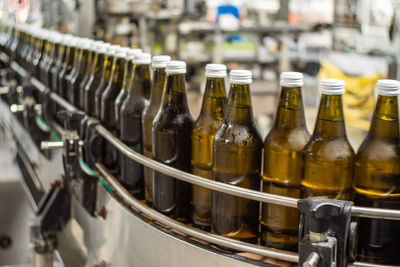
left=1, top=23, right=399, bottom=265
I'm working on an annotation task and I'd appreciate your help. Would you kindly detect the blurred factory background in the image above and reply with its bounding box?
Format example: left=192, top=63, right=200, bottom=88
left=2, top=0, right=400, bottom=143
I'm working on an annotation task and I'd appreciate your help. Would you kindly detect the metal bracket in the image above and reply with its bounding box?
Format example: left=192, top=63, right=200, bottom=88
left=30, top=184, right=70, bottom=267
left=298, top=197, right=355, bottom=267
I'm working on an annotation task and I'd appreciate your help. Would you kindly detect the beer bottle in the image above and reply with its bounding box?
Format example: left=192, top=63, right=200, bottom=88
left=65, top=38, right=87, bottom=102
left=43, top=34, right=62, bottom=89
left=114, top=48, right=142, bottom=135
left=212, top=70, right=262, bottom=243
left=39, top=32, right=52, bottom=84
left=142, top=55, right=171, bottom=206
left=32, top=31, right=48, bottom=79
left=152, top=61, right=194, bottom=219
left=261, top=72, right=309, bottom=251
left=57, top=37, right=79, bottom=99
left=78, top=41, right=104, bottom=109
left=119, top=53, right=152, bottom=197
left=354, top=80, right=400, bottom=264
left=302, top=79, right=355, bottom=199
left=83, top=43, right=111, bottom=116
left=98, top=50, right=127, bottom=174
left=68, top=39, right=93, bottom=107
left=191, top=64, right=227, bottom=229
left=50, top=34, right=70, bottom=93
left=93, top=45, right=120, bottom=118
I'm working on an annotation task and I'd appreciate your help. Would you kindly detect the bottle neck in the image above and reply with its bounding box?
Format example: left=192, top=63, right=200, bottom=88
left=121, top=59, right=131, bottom=90
left=313, top=94, right=347, bottom=139
left=273, top=86, right=307, bottom=129
left=128, top=64, right=151, bottom=97
left=110, top=57, right=125, bottom=85
left=224, top=83, right=254, bottom=124
left=368, top=95, right=400, bottom=139
left=149, top=67, right=166, bottom=104
left=67, top=46, right=75, bottom=65
left=103, top=55, right=113, bottom=83
left=161, top=73, right=189, bottom=112
left=79, top=50, right=89, bottom=74
left=200, top=77, right=226, bottom=119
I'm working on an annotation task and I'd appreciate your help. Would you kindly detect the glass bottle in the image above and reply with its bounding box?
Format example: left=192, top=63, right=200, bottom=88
left=68, top=40, right=92, bottom=107
left=78, top=41, right=104, bottom=109
left=142, top=55, right=171, bottom=206
left=83, top=43, right=111, bottom=116
left=354, top=80, right=400, bottom=265
left=50, top=34, right=69, bottom=93
left=93, top=45, right=120, bottom=118
left=43, top=34, right=62, bottom=89
left=152, top=61, right=194, bottom=219
left=114, top=48, right=142, bottom=135
left=57, top=37, right=79, bottom=99
left=212, top=70, right=262, bottom=243
left=301, top=79, right=355, bottom=199
left=261, top=72, right=309, bottom=251
left=65, top=38, right=86, bottom=103
left=191, top=64, right=227, bottom=229
left=120, top=53, right=152, bottom=198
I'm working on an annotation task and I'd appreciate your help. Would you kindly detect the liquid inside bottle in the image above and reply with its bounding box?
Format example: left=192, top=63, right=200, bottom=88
left=142, top=55, right=170, bottom=206
left=152, top=61, right=194, bottom=220
left=354, top=79, right=400, bottom=265
left=301, top=79, right=355, bottom=200
left=261, top=72, right=309, bottom=251
left=191, top=63, right=227, bottom=229
left=212, top=70, right=262, bottom=243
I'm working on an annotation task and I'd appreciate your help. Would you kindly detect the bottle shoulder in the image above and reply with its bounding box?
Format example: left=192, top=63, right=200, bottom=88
left=214, top=121, right=263, bottom=148
left=193, top=115, right=223, bottom=134
left=121, top=95, right=149, bottom=114
left=304, top=137, right=355, bottom=161
left=264, top=127, right=310, bottom=152
left=357, top=137, right=400, bottom=162
left=153, top=109, right=194, bottom=130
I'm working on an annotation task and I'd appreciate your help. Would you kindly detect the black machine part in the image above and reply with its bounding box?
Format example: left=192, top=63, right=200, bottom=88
left=298, top=197, right=355, bottom=267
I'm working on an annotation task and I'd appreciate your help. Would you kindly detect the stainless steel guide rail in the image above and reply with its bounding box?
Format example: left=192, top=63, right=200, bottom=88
left=3, top=55, right=400, bottom=266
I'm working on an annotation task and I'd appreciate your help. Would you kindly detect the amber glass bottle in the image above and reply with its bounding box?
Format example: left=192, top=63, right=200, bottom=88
left=68, top=40, right=92, bottom=107
left=120, top=53, right=152, bottom=198
left=32, top=31, right=48, bottom=79
left=43, top=34, right=62, bottom=89
left=142, top=55, right=171, bottom=206
left=212, top=70, right=262, bottom=243
left=152, top=61, right=194, bottom=219
left=99, top=50, right=126, bottom=174
left=261, top=72, right=309, bottom=251
left=94, top=45, right=120, bottom=118
left=51, top=35, right=70, bottom=93
left=57, top=37, right=79, bottom=99
left=65, top=38, right=86, bottom=103
left=354, top=80, right=400, bottom=264
left=302, top=79, right=355, bottom=199
left=78, top=41, right=104, bottom=109
left=191, top=64, right=227, bottom=229
left=83, top=43, right=111, bottom=116
left=114, top=48, right=142, bottom=135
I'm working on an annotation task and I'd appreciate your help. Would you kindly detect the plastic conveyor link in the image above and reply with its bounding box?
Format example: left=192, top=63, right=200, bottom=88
left=95, top=124, right=400, bottom=221
left=94, top=162, right=299, bottom=263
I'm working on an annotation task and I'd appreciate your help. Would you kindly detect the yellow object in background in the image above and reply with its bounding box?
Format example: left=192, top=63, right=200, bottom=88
left=318, top=61, right=384, bottom=130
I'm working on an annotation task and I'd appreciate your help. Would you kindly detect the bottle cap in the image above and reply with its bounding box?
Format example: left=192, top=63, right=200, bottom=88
left=118, top=47, right=131, bottom=54
left=128, top=48, right=142, bottom=56
left=106, top=45, right=120, bottom=55
left=133, top=53, right=151, bottom=64
left=376, top=79, right=400, bottom=96
left=206, top=64, right=227, bottom=78
left=90, top=40, right=105, bottom=51
left=230, top=70, right=252, bottom=84
left=152, top=55, right=171, bottom=68
left=115, top=51, right=127, bottom=58
left=320, top=79, right=345, bottom=95
left=280, top=72, right=304, bottom=87
left=166, top=60, right=186, bottom=74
